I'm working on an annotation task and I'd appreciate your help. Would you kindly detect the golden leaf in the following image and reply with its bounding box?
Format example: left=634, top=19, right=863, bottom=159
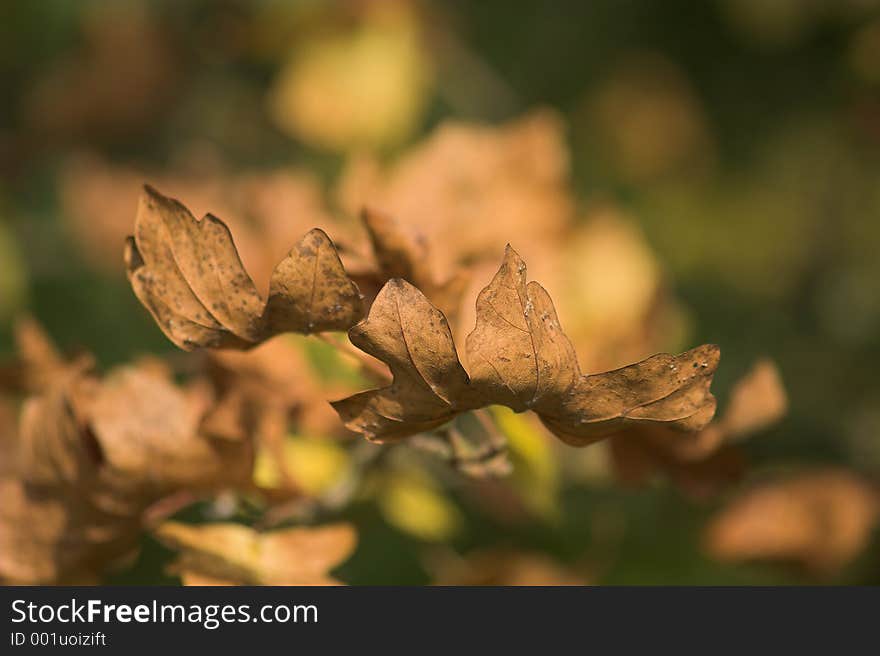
left=378, top=470, right=462, bottom=542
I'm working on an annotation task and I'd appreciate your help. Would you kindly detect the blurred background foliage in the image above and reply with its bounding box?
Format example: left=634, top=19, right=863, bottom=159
left=1, top=0, right=880, bottom=584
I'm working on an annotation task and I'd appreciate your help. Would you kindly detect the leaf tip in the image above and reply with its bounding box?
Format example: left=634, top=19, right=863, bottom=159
left=500, top=243, right=527, bottom=274
left=303, top=226, right=332, bottom=242
left=139, top=183, right=168, bottom=209
left=695, top=343, right=721, bottom=372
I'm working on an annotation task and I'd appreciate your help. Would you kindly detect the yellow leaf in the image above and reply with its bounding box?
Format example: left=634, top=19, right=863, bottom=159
left=378, top=469, right=461, bottom=542
left=268, top=4, right=431, bottom=151
left=256, top=434, right=351, bottom=495
left=490, top=406, right=560, bottom=519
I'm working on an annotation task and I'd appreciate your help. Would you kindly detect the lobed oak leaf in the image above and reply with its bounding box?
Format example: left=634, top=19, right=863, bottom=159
left=358, top=207, right=469, bottom=322
left=125, top=185, right=363, bottom=351
left=154, top=521, right=356, bottom=585
left=331, top=278, right=483, bottom=442
left=608, top=359, right=787, bottom=497
left=333, top=246, right=719, bottom=448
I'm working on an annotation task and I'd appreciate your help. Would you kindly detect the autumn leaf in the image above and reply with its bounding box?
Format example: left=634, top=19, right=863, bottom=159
left=358, top=207, right=469, bottom=321
left=0, top=368, right=146, bottom=584
left=704, top=469, right=879, bottom=573
left=16, top=367, right=101, bottom=487
left=0, top=476, right=143, bottom=585
left=714, top=358, right=787, bottom=440
left=331, top=278, right=483, bottom=441
left=0, top=320, right=259, bottom=584
left=377, top=467, right=463, bottom=542
left=336, top=111, right=573, bottom=281
left=608, top=359, right=786, bottom=497
left=154, top=521, right=356, bottom=585
left=0, top=316, right=94, bottom=395
left=333, top=246, right=719, bottom=448
left=87, top=366, right=253, bottom=492
left=125, top=185, right=363, bottom=351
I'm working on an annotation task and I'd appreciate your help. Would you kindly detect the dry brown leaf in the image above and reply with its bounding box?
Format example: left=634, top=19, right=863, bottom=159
left=716, top=358, right=788, bottom=440
left=336, top=111, right=573, bottom=282
left=0, top=476, right=143, bottom=585
left=0, top=321, right=263, bottom=584
left=0, top=367, right=147, bottom=584
left=357, top=207, right=469, bottom=321
left=608, top=359, right=786, bottom=497
left=155, top=521, right=356, bottom=585
left=333, top=246, right=719, bottom=447
left=87, top=366, right=253, bottom=492
left=16, top=370, right=101, bottom=487
left=125, top=185, right=363, bottom=350
left=331, top=278, right=483, bottom=441
left=468, top=246, right=719, bottom=445
left=60, top=156, right=344, bottom=289
left=0, top=316, right=94, bottom=395
left=704, top=469, right=880, bottom=573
